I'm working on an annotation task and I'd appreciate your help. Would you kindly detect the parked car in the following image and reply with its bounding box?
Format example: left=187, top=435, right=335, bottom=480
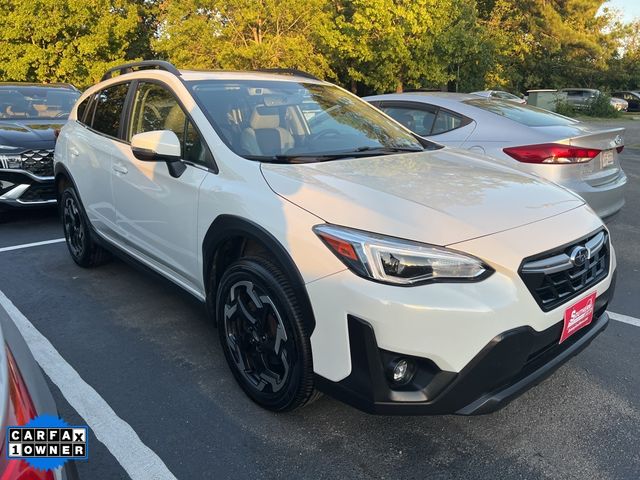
left=0, top=306, right=79, bottom=479
left=559, top=88, right=627, bottom=111
left=609, top=96, right=629, bottom=112
left=364, top=92, right=627, bottom=219
left=470, top=90, right=526, bottom=104
left=56, top=61, right=616, bottom=415
left=0, top=83, right=80, bottom=213
left=611, top=91, right=640, bottom=112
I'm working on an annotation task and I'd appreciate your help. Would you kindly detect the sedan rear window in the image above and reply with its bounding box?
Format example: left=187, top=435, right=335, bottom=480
left=463, top=99, right=577, bottom=127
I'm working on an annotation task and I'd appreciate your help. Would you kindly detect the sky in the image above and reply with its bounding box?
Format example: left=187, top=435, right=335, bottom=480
left=605, top=0, right=640, bottom=23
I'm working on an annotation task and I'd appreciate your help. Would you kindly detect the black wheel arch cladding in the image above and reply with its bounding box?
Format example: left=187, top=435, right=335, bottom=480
left=202, top=214, right=316, bottom=333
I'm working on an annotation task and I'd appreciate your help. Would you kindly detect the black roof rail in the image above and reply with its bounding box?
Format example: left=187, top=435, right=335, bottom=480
left=256, top=68, right=320, bottom=81
left=101, top=60, right=181, bottom=81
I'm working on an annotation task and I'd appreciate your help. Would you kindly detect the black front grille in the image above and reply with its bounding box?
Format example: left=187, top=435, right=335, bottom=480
left=519, top=230, right=610, bottom=312
left=21, top=150, right=54, bottom=177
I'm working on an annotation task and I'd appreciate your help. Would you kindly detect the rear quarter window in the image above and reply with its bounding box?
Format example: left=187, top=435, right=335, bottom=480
left=76, top=97, right=90, bottom=124
left=463, top=99, right=577, bottom=127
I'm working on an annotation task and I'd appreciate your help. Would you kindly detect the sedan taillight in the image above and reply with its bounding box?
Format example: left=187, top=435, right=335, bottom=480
left=0, top=346, right=54, bottom=480
left=503, top=143, right=601, bottom=164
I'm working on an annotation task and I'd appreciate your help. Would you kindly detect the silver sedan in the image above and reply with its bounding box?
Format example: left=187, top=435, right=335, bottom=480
left=364, top=92, right=627, bottom=219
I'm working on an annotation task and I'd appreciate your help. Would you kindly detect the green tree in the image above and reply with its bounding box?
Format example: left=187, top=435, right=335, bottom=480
left=605, top=20, right=640, bottom=90
left=435, top=0, right=495, bottom=92
left=153, top=0, right=332, bottom=77
left=0, top=0, right=156, bottom=88
left=322, top=0, right=454, bottom=93
left=484, top=0, right=622, bottom=93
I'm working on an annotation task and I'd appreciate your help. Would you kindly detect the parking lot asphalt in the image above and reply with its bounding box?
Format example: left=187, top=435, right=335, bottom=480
left=0, top=122, right=639, bottom=479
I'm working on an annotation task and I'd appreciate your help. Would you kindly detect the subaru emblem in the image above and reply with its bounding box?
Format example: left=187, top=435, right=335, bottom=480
left=570, top=246, right=588, bottom=267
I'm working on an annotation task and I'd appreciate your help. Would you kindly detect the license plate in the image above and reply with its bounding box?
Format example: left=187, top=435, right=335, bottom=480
left=601, top=149, right=614, bottom=168
left=560, top=292, right=597, bottom=343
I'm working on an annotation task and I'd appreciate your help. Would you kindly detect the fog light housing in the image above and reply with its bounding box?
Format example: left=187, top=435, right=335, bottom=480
left=388, top=358, right=415, bottom=385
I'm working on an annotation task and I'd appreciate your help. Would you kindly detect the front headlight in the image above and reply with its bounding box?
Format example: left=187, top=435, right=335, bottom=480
left=0, top=153, right=22, bottom=169
left=313, top=224, right=492, bottom=286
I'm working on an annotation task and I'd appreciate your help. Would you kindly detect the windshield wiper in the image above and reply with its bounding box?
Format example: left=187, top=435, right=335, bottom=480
left=354, top=146, right=424, bottom=153
left=246, top=146, right=424, bottom=164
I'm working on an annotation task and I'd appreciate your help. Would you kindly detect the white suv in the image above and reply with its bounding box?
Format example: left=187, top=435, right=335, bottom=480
left=54, top=61, right=617, bottom=414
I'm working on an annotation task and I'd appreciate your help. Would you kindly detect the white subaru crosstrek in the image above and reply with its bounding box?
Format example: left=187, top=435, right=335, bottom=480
left=54, top=61, right=617, bottom=415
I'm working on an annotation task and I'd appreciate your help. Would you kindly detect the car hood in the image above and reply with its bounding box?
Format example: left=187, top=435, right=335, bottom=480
left=261, top=148, right=585, bottom=246
left=0, top=120, right=63, bottom=151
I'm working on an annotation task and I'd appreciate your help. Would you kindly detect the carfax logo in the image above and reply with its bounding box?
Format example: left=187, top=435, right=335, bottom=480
left=6, top=414, right=88, bottom=471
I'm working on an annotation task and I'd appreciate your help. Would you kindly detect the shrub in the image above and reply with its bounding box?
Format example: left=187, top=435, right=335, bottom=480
left=585, top=94, right=620, bottom=118
left=555, top=99, right=576, bottom=117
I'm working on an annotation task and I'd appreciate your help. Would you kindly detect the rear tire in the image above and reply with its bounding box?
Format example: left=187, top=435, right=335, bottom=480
left=60, top=186, right=110, bottom=268
left=216, top=256, right=317, bottom=411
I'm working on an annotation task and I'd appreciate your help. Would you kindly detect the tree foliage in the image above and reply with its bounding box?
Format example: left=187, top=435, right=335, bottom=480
left=0, top=0, right=155, bottom=88
left=0, top=0, right=636, bottom=95
left=153, top=0, right=332, bottom=77
left=320, top=0, right=454, bottom=93
left=485, top=0, right=622, bottom=92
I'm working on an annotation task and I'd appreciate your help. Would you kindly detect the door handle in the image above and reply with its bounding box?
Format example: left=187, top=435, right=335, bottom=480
left=112, top=164, right=128, bottom=175
left=69, top=147, right=80, bottom=157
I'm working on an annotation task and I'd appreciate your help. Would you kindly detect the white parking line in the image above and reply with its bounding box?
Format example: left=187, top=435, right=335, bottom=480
left=609, top=311, right=640, bottom=328
left=0, top=290, right=177, bottom=480
left=0, top=238, right=65, bottom=253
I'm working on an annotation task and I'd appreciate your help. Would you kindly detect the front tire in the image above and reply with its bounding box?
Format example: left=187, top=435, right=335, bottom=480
left=216, top=256, right=317, bottom=412
left=60, top=186, right=110, bottom=268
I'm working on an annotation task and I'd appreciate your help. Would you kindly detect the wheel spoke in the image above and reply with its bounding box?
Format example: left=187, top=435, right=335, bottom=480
left=223, top=280, right=293, bottom=395
left=63, top=196, right=84, bottom=257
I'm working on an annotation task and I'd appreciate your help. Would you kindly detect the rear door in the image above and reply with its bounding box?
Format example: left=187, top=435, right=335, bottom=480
left=372, top=101, right=476, bottom=147
left=65, top=82, right=130, bottom=237
left=112, top=81, right=211, bottom=291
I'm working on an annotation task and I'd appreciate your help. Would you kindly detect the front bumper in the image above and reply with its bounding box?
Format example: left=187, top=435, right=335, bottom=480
left=0, top=169, right=56, bottom=208
left=316, top=273, right=615, bottom=415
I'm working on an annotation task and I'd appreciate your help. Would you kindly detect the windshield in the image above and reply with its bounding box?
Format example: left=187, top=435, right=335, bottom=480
left=188, top=80, right=426, bottom=162
left=463, top=99, right=578, bottom=127
left=0, top=86, right=80, bottom=120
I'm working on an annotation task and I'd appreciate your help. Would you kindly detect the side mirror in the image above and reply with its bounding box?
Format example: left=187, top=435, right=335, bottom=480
left=131, top=130, right=186, bottom=178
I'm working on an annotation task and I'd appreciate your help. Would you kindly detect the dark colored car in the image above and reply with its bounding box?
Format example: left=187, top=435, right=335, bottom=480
left=612, top=91, right=640, bottom=112
left=0, top=83, right=80, bottom=213
left=0, top=307, right=79, bottom=479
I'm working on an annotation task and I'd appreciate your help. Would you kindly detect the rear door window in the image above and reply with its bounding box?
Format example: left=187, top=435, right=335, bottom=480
left=380, top=104, right=466, bottom=137
left=380, top=106, right=437, bottom=136
left=91, top=83, right=130, bottom=138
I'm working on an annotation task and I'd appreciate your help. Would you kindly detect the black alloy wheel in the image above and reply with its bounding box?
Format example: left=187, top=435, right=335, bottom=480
left=216, top=256, right=317, bottom=411
left=60, top=186, right=110, bottom=267
left=63, top=193, right=85, bottom=259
